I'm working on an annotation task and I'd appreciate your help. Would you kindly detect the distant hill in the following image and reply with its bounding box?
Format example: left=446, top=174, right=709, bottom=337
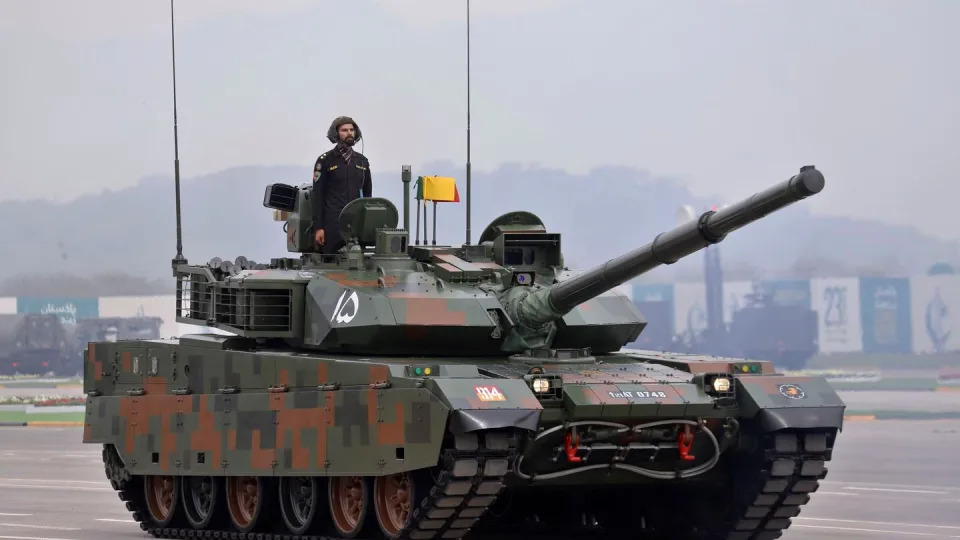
left=1, top=161, right=956, bottom=296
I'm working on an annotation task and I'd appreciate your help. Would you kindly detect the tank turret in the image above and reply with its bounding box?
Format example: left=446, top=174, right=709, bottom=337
left=173, top=165, right=823, bottom=357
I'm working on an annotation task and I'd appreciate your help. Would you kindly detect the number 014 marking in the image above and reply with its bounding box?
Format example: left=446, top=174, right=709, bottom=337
left=474, top=386, right=506, bottom=402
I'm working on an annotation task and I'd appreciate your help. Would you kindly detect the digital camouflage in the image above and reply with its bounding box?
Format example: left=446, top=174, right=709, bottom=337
left=84, top=165, right=848, bottom=540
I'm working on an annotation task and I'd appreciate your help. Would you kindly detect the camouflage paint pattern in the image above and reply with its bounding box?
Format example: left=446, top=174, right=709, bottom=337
left=87, top=167, right=846, bottom=487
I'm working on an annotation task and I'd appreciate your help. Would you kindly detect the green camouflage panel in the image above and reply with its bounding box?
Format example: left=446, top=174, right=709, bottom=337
left=303, top=272, right=508, bottom=355
left=561, top=382, right=720, bottom=420
left=552, top=290, right=646, bottom=352
left=83, top=340, right=451, bottom=477
left=616, top=349, right=778, bottom=376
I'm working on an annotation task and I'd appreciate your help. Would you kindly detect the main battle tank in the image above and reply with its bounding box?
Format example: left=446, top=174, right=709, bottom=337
left=82, top=164, right=845, bottom=540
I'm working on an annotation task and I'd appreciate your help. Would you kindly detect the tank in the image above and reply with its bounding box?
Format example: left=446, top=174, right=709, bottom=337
left=81, top=163, right=845, bottom=540
left=0, top=313, right=74, bottom=375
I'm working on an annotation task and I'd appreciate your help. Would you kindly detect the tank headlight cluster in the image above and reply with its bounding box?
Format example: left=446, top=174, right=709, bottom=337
left=523, top=372, right=562, bottom=400
left=698, top=373, right=736, bottom=398
left=531, top=377, right=551, bottom=393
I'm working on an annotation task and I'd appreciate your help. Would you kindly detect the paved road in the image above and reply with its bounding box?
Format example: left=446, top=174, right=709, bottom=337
left=1, top=421, right=959, bottom=539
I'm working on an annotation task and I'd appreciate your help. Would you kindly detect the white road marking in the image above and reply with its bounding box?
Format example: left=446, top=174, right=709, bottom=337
left=815, top=491, right=860, bottom=496
left=0, top=513, right=33, bottom=517
left=0, top=523, right=81, bottom=531
left=825, top=480, right=960, bottom=492
left=0, top=536, right=78, bottom=540
left=794, top=524, right=960, bottom=538
left=0, top=483, right=111, bottom=492
left=95, top=518, right=136, bottom=523
left=800, top=517, right=960, bottom=531
left=0, top=478, right=106, bottom=485
left=844, top=486, right=950, bottom=495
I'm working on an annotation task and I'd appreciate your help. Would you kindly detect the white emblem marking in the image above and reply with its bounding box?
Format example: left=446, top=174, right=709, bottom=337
left=331, top=289, right=360, bottom=324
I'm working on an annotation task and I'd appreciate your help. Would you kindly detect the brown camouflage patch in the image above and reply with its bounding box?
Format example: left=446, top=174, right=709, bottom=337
left=89, top=343, right=102, bottom=381
left=190, top=395, right=221, bottom=467
left=325, top=272, right=399, bottom=288
left=404, top=298, right=468, bottom=326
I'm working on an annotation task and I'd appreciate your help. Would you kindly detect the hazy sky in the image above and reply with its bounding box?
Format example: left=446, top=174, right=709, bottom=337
left=1, top=0, right=958, bottom=243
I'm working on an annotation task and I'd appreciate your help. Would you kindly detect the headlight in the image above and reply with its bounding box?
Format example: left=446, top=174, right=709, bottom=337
left=532, top=377, right=551, bottom=393
left=712, top=377, right=731, bottom=393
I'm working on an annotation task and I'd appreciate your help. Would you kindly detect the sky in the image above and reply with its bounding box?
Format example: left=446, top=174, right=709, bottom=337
left=1, top=0, right=958, bottom=244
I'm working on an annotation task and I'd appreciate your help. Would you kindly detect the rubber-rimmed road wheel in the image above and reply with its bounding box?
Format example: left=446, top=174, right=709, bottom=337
left=374, top=471, right=418, bottom=538
left=226, top=476, right=268, bottom=532
left=180, top=475, right=225, bottom=529
left=329, top=476, right=372, bottom=538
left=143, top=475, right=180, bottom=527
left=280, top=476, right=324, bottom=534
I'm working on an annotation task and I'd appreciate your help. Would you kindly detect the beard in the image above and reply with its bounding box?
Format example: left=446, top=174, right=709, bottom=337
left=341, top=136, right=356, bottom=146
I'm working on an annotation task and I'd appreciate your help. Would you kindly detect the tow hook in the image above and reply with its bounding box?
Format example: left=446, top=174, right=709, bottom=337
left=677, top=425, right=695, bottom=461
left=564, top=430, right=582, bottom=463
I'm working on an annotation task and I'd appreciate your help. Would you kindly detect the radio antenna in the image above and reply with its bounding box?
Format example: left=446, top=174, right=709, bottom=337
left=464, top=0, right=472, bottom=245
left=170, top=0, right=187, bottom=272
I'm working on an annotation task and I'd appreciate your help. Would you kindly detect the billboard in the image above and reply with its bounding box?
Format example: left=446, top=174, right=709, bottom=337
left=859, top=277, right=912, bottom=354
left=16, top=297, right=99, bottom=326
left=910, top=274, right=960, bottom=353
left=811, top=278, right=862, bottom=353
left=0, top=297, right=15, bottom=315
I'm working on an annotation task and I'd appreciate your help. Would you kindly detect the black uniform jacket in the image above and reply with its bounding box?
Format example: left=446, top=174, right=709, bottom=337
left=312, top=148, right=372, bottom=253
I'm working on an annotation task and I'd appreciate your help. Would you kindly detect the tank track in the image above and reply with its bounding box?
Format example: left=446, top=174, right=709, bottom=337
left=719, top=426, right=834, bottom=540
left=101, top=429, right=518, bottom=540
left=626, top=425, right=836, bottom=540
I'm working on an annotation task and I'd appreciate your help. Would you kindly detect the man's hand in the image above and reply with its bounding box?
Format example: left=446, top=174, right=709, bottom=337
left=315, top=228, right=325, bottom=246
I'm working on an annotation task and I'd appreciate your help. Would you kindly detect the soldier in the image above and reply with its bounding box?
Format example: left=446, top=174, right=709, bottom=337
left=312, top=115, right=372, bottom=254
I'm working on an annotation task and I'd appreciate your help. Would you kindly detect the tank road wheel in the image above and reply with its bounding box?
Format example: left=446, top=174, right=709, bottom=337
left=180, top=475, right=226, bottom=530
left=329, top=475, right=375, bottom=538
left=226, top=476, right=272, bottom=532
left=143, top=475, right=180, bottom=527
left=279, top=476, right=326, bottom=534
left=374, top=470, right=424, bottom=538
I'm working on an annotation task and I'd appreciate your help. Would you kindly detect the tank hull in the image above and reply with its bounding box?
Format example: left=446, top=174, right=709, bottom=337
left=84, top=334, right=844, bottom=539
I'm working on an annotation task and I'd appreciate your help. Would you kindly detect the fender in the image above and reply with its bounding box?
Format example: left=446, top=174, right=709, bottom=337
left=427, top=379, right=543, bottom=434
left=735, top=375, right=847, bottom=431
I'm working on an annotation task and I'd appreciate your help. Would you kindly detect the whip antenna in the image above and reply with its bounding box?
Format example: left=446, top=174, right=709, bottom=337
left=465, top=0, right=472, bottom=245
left=170, top=0, right=187, bottom=271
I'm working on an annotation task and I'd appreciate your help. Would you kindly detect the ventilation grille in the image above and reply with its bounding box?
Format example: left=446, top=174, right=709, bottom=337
left=176, top=274, right=293, bottom=332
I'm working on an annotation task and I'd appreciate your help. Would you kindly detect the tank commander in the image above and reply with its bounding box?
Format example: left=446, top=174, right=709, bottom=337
left=312, top=115, right=372, bottom=254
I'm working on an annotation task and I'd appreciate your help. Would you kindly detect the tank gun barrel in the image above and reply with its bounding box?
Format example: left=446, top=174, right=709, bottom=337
left=518, top=166, right=825, bottom=328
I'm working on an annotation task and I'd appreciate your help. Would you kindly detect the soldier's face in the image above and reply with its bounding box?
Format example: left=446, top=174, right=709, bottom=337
left=338, top=124, right=356, bottom=145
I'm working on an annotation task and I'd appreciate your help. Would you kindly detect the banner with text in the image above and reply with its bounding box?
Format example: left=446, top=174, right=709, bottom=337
left=16, top=297, right=99, bottom=326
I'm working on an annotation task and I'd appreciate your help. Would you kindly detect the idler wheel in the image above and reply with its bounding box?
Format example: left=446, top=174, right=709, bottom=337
left=374, top=471, right=417, bottom=538
left=226, top=476, right=269, bottom=532
left=279, top=476, right=324, bottom=534
left=180, top=475, right=224, bottom=529
left=143, top=475, right=180, bottom=527
left=329, top=475, right=373, bottom=538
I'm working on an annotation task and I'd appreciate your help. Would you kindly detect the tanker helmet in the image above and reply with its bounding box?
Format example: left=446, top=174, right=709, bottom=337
left=326, top=115, right=362, bottom=144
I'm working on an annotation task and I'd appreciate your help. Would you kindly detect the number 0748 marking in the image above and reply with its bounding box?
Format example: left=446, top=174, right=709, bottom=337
left=474, top=385, right=506, bottom=402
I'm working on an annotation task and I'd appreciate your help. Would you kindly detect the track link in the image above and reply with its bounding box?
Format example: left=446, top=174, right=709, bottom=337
left=101, top=429, right=518, bottom=540
left=719, top=427, right=834, bottom=540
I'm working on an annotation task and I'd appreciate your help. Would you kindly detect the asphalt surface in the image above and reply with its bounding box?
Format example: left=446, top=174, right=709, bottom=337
left=0, top=421, right=959, bottom=539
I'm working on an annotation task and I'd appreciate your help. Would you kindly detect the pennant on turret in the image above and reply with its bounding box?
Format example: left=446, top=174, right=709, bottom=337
left=415, top=176, right=460, bottom=202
